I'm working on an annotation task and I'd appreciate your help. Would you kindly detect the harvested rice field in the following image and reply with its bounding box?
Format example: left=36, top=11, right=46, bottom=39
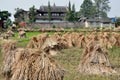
left=0, top=31, right=120, bottom=80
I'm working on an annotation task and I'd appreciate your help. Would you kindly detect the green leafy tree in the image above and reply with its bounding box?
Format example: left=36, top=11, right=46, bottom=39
left=14, top=8, right=28, bottom=23
left=68, top=1, right=71, bottom=12
left=65, top=1, right=76, bottom=22
left=72, top=4, right=75, bottom=13
left=116, top=17, right=120, bottom=26
left=5, top=18, right=12, bottom=27
left=80, top=0, right=96, bottom=18
left=29, top=5, right=36, bottom=23
left=71, top=4, right=76, bottom=21
left=94, top=0, right=111, bottom=18
left=0, top=11, right=11, bottom=28
left=72, top=4, right=79, bottom=21
left=0, top=11, right=11, bottom=20
left=14, top=8, right=23, bottom=18
left=48, top=1, right=51, bottom=21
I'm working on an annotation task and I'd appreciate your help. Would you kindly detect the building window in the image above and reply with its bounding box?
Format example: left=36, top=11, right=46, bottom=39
left=44, top=13, right=48, bottom=16
left=61, top=14, right=65, bottom=16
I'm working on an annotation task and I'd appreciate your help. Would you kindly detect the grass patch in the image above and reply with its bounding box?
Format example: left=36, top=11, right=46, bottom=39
left=54, top=47, right=120, bottom=80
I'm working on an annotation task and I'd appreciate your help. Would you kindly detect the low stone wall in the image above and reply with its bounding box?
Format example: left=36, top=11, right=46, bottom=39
left=27, top=22, right=84, bottom=28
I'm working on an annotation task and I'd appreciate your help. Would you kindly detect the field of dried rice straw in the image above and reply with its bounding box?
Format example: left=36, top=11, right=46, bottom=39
left=0, top=31, right=120, bottom=80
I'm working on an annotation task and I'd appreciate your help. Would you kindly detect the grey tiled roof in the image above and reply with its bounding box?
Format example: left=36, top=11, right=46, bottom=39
left=79, top=17, right=111, bottom=23
left=38, top=6, right=67, bottom=12
left=87, top=18, right=111, bottom=22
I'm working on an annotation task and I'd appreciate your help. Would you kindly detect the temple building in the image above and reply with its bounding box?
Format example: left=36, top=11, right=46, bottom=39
left=35, top=5, right=68, bottom=21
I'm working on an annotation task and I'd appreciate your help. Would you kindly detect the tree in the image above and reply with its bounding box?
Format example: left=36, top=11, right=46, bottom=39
left=48, top=1, right=51, bottom=21
left=71, top=4, right=76, bottom=21
left=14, top=8, right=27, bottom=23
left=68, top=1, right=71, bottom=12
left=65, top=1, right=76, bottom=22
left=0, top=11, right=11, bottom=20
left=80, top=0, right=96, bottom=18
left=116, top=17, right=120, bottom=26
left=29, top=5, right=36, bottom=23
left=14, top=8, right=22, bottom=18
left=0, top=11, right=11, bottom=28
left=5, top=18, right=12, bottom=27
left=94, top=0, right=111, bottom=18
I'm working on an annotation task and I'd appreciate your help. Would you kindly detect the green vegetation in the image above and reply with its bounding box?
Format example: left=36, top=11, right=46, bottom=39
left=14, top=6, right=36, bottom=24
left=0, top=11, right=11, bottom=28
left=94, top=0, right=110, bottom=18
left=116, top=17, right=120, bottom=26
left=14, top=8, right=24, bottom=23
left=48, top=1, right=51, bottom=21
left=0, top=11, right=11, bottom=20
left=80, top=0, right=110, bottom=18
left=80, top=0, right=96, bottom=18
left=65, top=1, right=77, bottom=22
left=0, top=31, right=120, bottom=80
left=4, top=18, right=12, bottom=27
left=29, top=5, right=36, bottom=23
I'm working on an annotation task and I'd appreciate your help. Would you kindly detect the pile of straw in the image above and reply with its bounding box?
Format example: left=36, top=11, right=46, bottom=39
left=27, top=33, right=59, bottom=55
left=18, top=30, right=27, bottom=38
left=6, top=30, right=15, bottom=37
left=1, top=40, right=65, bottom=80
left=27, top=33, right=49, bottom=48
left=78, top=41, right=116, bottom=75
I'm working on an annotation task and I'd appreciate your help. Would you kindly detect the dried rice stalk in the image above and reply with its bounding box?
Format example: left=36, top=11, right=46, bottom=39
left=1, top=40, right=65, bottom=80
left=11, top=49, right=65, bottom=80
left=78, top=41, right=116, bottom=75
left=62, top=33, right=73, bottom=48
left=18, top=30, right=27, bottom=38
left=6, top=30, right=15, bottom=37
left=111, top=32, right=120, bottom=46
left=52, top=32, right=62, bottom=41
left=27, top=36, right=39, bottom=48
left=0, top=33, right=9, bottom=39
left=52, top=32, right=68, bottom=49
left=27, top=33, right=49, bottom=48
left=99, top=32, right=112, bottom=48
left=41, top=37, right=59, bottom=55
left=27, top=33, right=59, bottom=55
left=70, top=32, right=79, bottom=47
left=57, top=37, right=69, bottom=49
left=77, top=35, right=86, bottom=48
left=1, top=40, right=17, bottom=80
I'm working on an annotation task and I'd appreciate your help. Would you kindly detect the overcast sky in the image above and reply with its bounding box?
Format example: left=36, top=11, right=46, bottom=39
left=0, top=0, right=119, bottom=21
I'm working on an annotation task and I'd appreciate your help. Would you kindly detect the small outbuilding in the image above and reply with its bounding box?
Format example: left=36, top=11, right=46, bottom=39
left=79, top=17, right=114, bottom=27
